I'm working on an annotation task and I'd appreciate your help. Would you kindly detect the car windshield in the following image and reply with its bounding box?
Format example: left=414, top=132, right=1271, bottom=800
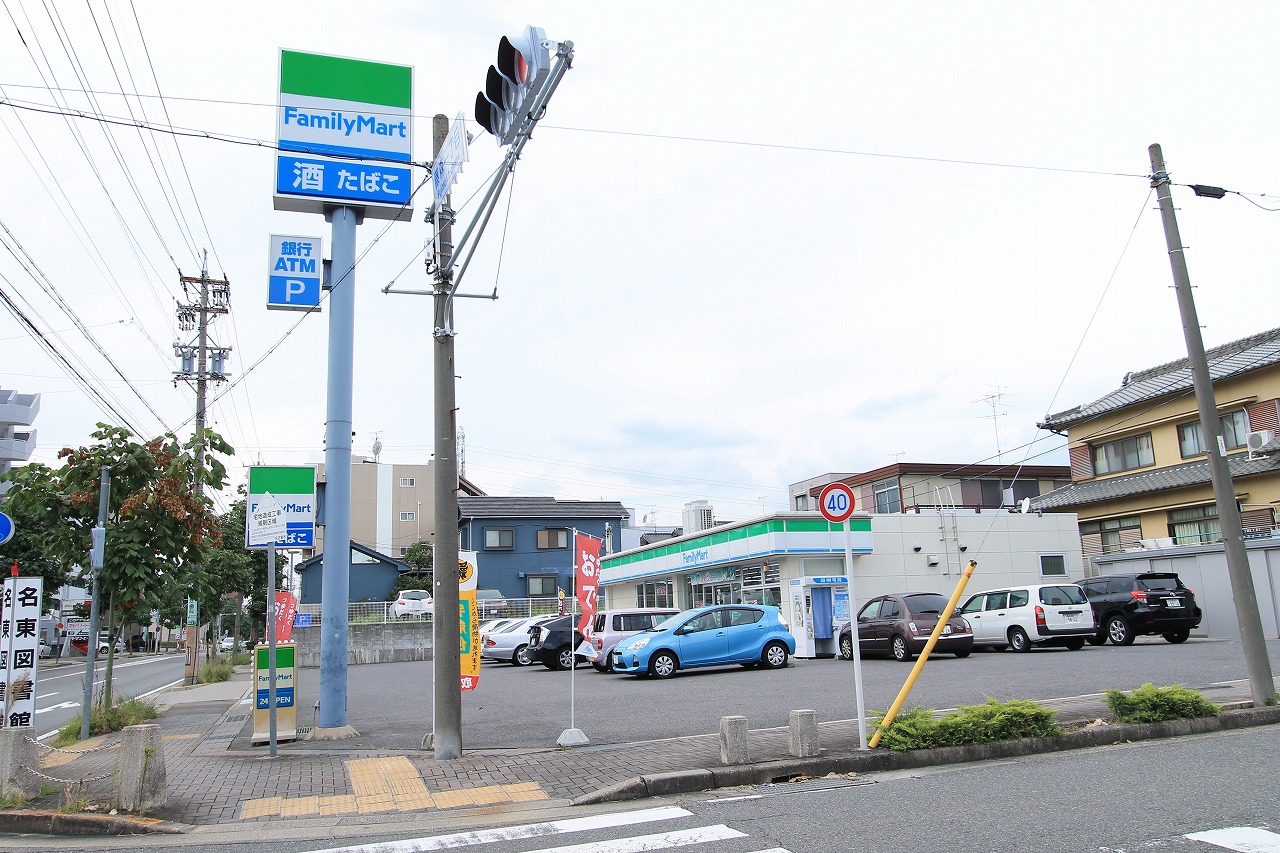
left=1039, top=585, right=1087, bottom=605
left=903, top=593, right=949, bottom=615
left=651, top=608, right=702, bottom=632
left=1138, top=575, right=1182, bottom=591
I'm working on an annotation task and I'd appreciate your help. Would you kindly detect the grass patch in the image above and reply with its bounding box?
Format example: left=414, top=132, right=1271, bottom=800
left=229, top=650, right=253, bottom=666
left=52, top=696, right=160, bottom=747
left=873, top=698, right=1063, bottom=751
left=1105, top=683, right=1220, bottom=724
left=197, top=657, right=235, bottom=684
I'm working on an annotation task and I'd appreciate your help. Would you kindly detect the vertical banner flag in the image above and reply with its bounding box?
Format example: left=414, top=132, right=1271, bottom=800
left=458, top=550, right=480, bottom=691
left=574, top=533, right=603, bottom=641
left=2, top=576, right=43, bottom=728
left=274, top=593, right=298, bottom=643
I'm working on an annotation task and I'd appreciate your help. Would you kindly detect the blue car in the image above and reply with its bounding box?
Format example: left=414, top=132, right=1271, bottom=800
left=611, top=604, right=796, bottom=679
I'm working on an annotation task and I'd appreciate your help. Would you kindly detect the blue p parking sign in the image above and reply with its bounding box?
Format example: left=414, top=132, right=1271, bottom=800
left=267, top=234, right=322, bottom=312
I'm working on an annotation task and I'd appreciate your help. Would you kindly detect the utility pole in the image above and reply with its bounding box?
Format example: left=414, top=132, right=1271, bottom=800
left=428, top=114, right=462, bottom=760
left=1148, top=143, right=1277, bottom=707
left=80, top=465, right=108, bottom=741
left=175, top=252, right=230, bottom=685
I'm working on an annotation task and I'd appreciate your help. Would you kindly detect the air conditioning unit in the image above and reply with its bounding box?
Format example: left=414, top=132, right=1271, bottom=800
left=1247, top=429, right=1275, bottom=456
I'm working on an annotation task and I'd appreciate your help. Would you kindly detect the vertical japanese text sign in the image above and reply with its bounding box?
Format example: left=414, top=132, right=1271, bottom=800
left=458, top=550, right=480, bottom=691
left=246, top=467, right=316, bottom=549
left=2, top=577, right=43, bottom=728
left=574, top=534, right=603, bottom=639
left=273, top=50, right=415, bottom=221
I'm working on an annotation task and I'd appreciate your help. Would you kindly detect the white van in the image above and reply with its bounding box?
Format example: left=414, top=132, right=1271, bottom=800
left=959, top=583, right=1095, bottom=652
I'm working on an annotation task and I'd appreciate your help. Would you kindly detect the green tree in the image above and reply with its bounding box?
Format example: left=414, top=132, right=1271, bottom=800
left=0, top=509, right=68, bottom=609
left=2, top=424, right=231, bottom=703
left=387, top=540, right=433, bottom=600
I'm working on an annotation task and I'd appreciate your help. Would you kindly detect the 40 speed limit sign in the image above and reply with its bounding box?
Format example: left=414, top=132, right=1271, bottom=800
left=818, top=482, right=856, bottom=523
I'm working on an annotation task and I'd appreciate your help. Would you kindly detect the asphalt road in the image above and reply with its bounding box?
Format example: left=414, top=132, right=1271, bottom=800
left=273, top=636, right=1280, bottom=751
left=33, top=653, right=186, bottom=739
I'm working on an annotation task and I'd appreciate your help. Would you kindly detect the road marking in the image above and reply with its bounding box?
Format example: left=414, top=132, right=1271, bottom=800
left=34, top=701, right=76, bottom=715
left=303, top=806, right=694, bottom=852
left=704, top=794, right=763, bottom=804
left=519, top=825, right=746, bottom=853
left=1186, top=827, right=1280, bottom=851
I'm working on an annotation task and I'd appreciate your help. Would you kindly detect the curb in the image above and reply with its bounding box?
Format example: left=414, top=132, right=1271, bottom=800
left=572, top=704, right=1280, bottom=806
left=0, top=810, right=185, bottom=836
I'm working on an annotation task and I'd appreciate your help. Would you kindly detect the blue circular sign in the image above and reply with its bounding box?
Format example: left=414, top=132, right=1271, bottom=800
left=0, top=511, right=13, bottom=546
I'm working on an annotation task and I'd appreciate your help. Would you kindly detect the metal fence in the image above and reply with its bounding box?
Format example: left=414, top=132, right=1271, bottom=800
left=294, top=597, right=582, bottom=626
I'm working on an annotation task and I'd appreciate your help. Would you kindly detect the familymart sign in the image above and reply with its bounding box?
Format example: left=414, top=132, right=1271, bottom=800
left=273, top=50, right=414, bottom=220
left=246, top=466, right=316, bottom=549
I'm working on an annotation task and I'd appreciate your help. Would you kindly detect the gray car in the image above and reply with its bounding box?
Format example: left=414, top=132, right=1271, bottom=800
left=480, top=615, right=560, bottom=666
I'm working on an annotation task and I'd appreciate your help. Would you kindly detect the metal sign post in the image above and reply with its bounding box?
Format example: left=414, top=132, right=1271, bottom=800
left=819, top=483, right=868, bottom=750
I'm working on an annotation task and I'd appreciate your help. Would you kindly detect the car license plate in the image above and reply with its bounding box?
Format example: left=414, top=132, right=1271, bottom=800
left=1065, top=613, right=1079, bottom=623
left=942, top=625, right=952, bottom=635
left=1166, top=598, right=1183, bottom=608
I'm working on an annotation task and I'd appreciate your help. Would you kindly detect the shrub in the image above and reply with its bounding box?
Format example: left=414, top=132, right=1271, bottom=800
left=197, top=657, right=235, bottom=684
left=53, top=697, right=160, bottom=747
left=873, top=698, right=1062, bottom=751
left=1105, top=683, right=1220, bottom=724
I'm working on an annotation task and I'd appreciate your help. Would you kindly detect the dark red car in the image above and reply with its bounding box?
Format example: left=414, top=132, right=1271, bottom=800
left=839, top=592, right=973, bottom=662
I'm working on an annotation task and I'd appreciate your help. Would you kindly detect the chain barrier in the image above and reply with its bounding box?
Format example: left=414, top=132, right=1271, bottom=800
left=23, top=735, right=119, bottom=754
left=20, top=763, right=115, bottom=784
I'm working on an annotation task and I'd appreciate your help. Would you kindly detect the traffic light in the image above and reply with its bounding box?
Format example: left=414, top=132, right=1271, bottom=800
left=474, top=26, right=550, bottom=146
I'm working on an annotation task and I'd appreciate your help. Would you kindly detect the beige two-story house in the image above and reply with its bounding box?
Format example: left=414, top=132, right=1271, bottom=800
left=1032, top=327, right=1280, bottom=575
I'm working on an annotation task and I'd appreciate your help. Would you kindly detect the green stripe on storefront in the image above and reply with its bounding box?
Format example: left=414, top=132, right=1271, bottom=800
left=602, top=516, right=872, bottom=569
left=248, top=467, right=315, bottom=495
left=280, top=51, right=412, bottom=108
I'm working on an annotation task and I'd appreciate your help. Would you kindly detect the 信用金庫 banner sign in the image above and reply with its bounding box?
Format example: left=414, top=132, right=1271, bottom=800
left=273, top=50, right=414, bottom=221
left=246, top=467, right=315, bottom=549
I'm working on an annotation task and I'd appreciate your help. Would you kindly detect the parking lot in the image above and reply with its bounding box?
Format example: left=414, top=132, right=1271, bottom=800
left=274, top=636, right=1280, bottom=753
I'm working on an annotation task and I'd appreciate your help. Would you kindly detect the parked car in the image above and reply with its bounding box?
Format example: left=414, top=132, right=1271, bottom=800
left=96, top=636, right=125, bottom=655
left=476, top=589, right=506, bottom=618
left=589, top=608, right=680, bottom=672
left=526, top=615, right=590, bottom=670
left=390, top=589, right=433, bottom=619
left=958, top=583, right=1095, bottom=652
left=838, top=592, right=973, bottom=662
left=218, top=636, right=236, bottom=652
left=1076, top=572, right=1202, bottom=645
left=611, top=604, right=796, bottom=679
left=481, top=615, right=560, bottom=666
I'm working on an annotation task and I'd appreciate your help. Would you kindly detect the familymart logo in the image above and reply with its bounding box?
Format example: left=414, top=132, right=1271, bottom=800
left=282, top=107, right=407, bottom=141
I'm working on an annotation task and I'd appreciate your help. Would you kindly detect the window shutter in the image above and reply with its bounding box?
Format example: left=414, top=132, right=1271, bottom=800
left=1069, top=445, right=1094, bottom=481
left=1246, top=399, right=1279, bottom=432
left=1240, top=506, right=1275, bottom=535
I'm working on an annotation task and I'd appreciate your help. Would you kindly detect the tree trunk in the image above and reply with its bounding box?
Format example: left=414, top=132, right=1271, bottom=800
left=103, top=594, right=116, bottom=710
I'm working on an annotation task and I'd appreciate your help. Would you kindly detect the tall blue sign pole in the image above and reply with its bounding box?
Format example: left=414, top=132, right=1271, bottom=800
left=273, top=50, right=413, bottom=737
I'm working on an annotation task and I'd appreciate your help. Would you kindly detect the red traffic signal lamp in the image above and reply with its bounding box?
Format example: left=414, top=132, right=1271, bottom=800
left=474, top=26, right=550, bottom=146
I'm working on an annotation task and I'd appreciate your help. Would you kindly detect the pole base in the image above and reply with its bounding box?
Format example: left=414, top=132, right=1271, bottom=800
left=557, top=728, right=589, bottom=747
left=305, top=725, right=359, bottom=741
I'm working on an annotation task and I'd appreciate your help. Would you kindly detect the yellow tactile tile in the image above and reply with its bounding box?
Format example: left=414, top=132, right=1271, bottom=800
left=504, top=782, right=550, bottom=802
left=41, top=736, right=112, bottom=770
left=468, top=785, right=512, bottom=805
left=432, top=788, right=477, bottom=809
left=281, top=796, right=319, bottom=817
left=395, top=792, right=436, bottom=811
left=317, top=795, right=358, bottom=816
left=242, top=797, right=284, bottom=819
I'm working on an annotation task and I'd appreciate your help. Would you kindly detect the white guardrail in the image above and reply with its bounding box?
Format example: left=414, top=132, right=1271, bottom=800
left=294, top=597, right=588, bottom=626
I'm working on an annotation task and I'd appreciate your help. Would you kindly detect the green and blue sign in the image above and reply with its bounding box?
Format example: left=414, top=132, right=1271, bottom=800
left=246, top=466, right=316, bottom=549
left=273, top=50, right=414, bottom=219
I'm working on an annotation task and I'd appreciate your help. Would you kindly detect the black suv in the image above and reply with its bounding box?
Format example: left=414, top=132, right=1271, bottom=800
left=526, top=615, right=587, bottom=670
left=1076, top=572, right=1202, bottom=645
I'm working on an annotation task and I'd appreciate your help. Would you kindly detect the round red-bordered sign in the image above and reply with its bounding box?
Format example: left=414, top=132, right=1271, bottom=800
left=818, top=483, right=856, bottom=523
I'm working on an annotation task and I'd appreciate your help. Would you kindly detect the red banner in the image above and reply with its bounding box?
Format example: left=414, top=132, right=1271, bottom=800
left=574, top=533, right=603, bottom=638
left=273, top=592, right=298, bottom=643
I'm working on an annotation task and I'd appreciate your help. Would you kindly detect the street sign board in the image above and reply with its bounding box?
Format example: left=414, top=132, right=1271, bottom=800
left=818, top=483, right=856, bottom=523
left=267, top=235, right=323, bottom=311
left=431, top=112, right=469, bottom=207
left=0, top=511, right=12, bottom=546
left=248, top=492, right=288, bottom=546
left=252, top=642, right=297, bottom=744
left=2, top=576, right=43, bottom=728
left=186, top=596, right=198, bottom=628
left=273, top=50, right=414, bottom=221
left=246, top=467, right=316, bottom=549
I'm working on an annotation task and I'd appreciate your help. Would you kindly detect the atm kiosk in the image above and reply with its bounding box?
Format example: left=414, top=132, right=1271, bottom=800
left=788, top=575, right=852, bottom=658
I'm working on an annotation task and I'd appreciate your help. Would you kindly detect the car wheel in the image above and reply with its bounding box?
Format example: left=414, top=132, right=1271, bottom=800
left=512, top=644, right=531, bottom=666
left=1163, top=629, right=1191, bottom=644
left=593, top=657, right=613, bottom=673
left=557, top=646, right=576, bottom=670
left=1107, top=615, right=1135, bottom=646
left=762, top=641, right=789, bottom=669
left=1064, top=638, right=1086, bottom=651
left=839, top=634, right=853, bottom=660
left=1008, top=626, right=1033, bottom=653
left=649, top=650, right=678, bottom=679
left=891, top=635, right=913, bottom=662
left=1086, top=631, right=1108, bottom=646
left=953, top=649, right=972, bottom=658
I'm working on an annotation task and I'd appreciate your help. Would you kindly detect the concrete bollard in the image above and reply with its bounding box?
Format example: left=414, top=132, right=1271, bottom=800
left=719, top=715, right=749, bottom=765
left=0, top=726, right=40, bottom=798
left=788, top=709, right=820, bottom=758
left=115, top=724, right=166, bottom=813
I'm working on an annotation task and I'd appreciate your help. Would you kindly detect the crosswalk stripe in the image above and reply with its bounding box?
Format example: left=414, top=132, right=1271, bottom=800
left=520, top=825, right=746, bottom=853
left=1186, top=827, right=1280, bottom=852
left=303, top=806, right=695, bottom=852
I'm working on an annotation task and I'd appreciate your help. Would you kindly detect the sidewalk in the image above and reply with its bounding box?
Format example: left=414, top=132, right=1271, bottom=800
left=10, top=667, right=1278, bottom=832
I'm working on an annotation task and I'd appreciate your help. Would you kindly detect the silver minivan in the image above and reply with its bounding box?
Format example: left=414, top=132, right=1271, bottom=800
left=589, top=608, right=679, bottom=672
left=959, top=583, right=1095, bottom=652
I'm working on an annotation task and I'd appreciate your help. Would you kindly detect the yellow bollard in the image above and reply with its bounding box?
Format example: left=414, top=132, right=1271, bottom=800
left=868, top=560, right=978, bottom=748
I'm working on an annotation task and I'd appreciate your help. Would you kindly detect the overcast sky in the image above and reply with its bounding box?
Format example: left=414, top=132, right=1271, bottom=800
left=2, top=2, right=1277, bottom=527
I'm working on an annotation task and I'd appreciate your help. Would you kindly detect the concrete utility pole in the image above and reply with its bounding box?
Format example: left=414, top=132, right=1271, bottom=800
left=1148, top=143, right=1277, bottom=707
left=175, top=254, right=230, bottom=684
left=428, top=114, right=462, bottom=760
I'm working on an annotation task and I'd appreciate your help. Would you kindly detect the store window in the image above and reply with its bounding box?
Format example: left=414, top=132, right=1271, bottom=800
left=637, top=580, right=675, bottom=608
left=738, top=563, right=782, bottom=607
left=537, top=528, right=568, bottom=550
left=484, top=528, right=513, bottom=549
